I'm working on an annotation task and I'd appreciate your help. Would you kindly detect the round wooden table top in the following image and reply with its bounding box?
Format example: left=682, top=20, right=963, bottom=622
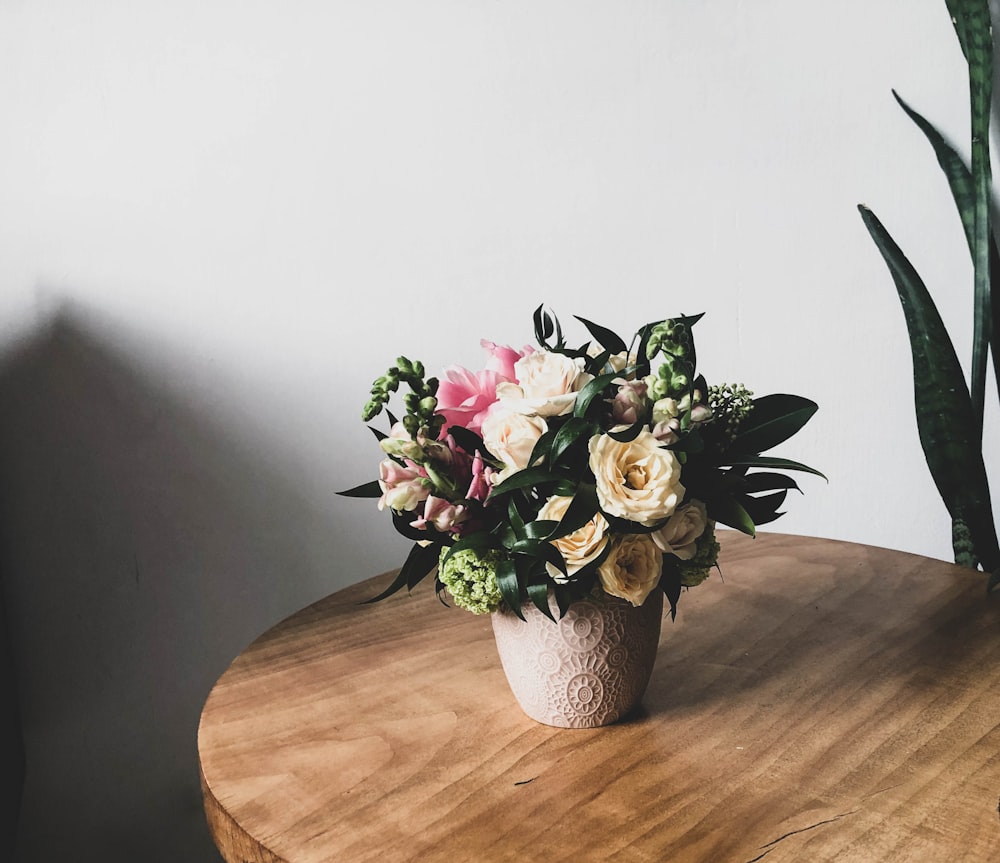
left=198, top=532, right=1000, bottom=862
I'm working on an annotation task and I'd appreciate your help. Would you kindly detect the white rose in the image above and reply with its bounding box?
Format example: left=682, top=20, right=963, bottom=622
left=598, top=533, right=663, bottom=606
left=588, top=429, right=685, bottom=526
left=652, top=499, right=708, bottom=560
left=481, top=405, right=548, bottom=484
left=537, top=495, right=610, bottom=583
left=495, top=350, right=594, bottom=417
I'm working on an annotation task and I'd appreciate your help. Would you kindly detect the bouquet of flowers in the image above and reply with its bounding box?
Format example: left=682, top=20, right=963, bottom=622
left=341, top=306, right=822, bottom=621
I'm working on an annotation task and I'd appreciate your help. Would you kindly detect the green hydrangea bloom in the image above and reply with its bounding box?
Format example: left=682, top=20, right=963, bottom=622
left=678, top=524, right=721, bottom=587
left=438, top=547, right=503, bottom=614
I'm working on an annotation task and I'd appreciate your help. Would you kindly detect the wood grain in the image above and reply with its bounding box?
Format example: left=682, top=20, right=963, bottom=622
left=198, top=533, right=1000, bottom=862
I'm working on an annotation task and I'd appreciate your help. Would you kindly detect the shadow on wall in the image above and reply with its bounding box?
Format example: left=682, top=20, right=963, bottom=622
left=0, top=309, right=344, bottom=861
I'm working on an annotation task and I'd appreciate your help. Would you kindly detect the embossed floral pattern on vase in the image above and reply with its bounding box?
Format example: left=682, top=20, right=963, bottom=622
left=491, top=591, right=663, bottom=728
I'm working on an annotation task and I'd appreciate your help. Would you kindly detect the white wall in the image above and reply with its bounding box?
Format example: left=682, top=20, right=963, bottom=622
left=0, top=1, right=996, bottom=859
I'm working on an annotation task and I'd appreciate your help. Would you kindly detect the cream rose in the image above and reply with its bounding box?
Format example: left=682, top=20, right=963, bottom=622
left=588, top=429, right=685, bottom=526
left=598, top=533, right=663, bottom=606
left=652, top=499, right=708, bottom=559
left=587, top=346, right=637, bottom=376
left=480, top=405, right=548, bottom=484
left=537, top=495, right=610, bottom=583
left=495, top=350, right=594, bottom=417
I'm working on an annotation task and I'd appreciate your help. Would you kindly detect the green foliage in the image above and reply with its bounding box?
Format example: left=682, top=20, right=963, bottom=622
left=858, top=0, right=999, bottom=587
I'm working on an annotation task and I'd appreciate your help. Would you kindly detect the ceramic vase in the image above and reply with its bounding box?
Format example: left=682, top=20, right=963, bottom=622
left=491, top=590, right=663, bottom=728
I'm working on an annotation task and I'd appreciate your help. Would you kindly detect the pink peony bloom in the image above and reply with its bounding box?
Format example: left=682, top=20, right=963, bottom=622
left=436, top=341, right=535, bottom=436
left=435, top=366, right=508, bottom=436
left=481, top=339, right=534, bottom=381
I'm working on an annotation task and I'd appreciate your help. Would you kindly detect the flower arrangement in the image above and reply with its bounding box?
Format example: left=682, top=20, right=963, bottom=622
left=341, top=306, right=822, bottom=621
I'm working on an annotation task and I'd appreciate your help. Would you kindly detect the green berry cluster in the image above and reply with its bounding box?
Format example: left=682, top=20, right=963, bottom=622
left=707, top=383, right=754, bottom=442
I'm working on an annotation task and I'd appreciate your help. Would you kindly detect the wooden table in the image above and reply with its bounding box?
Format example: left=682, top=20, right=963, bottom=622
left=198, top=532, right=1000, bottom=862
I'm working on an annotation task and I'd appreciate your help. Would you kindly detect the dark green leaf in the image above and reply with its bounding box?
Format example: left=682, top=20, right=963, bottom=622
left=523, top=519, right=559, bottom=541
left=737, top=472, right=802, bottom=495
left=730, top=394, right=819, bottom=455
left=661, top=558, right=682, bottom=621
left=724, top=455, right=827, bottom=480
left=573, top=372, right=619, bottom=418
left=363, top=542, right=438, bottom=604
left=549, top=483, right=600, bottom=537
left=533, top=304, right=554, bottom=344
left=446, top=425, right=487, bottom=457
left=738, top=490, right=788, bottom=526
left=574, top=315, right=628, bottom=355
left=491, top=466, right=560, bottom=497
left=496, top=556, right=524, bottom=619
left=404, top=541, right=442, bottom=589
left=511, top=539, right=567, bottom=576
left=527, top=581, right=555, bottom=621
left=608, top=422, right=645, bottom=443
left=337, top=480, right=382, bottom=498
left=550, top=416, right=597, bottom=465
left=708, top=495, right=756, bottom=536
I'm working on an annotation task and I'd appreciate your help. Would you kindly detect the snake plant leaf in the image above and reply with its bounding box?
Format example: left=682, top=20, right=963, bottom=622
left=858, top=204, right=999, bottom=574
left=729, top=394, right=819, bottom=455
left=949, top=0, right=993, bottom=440
left=337, top=479, right=382, bottom=498
left=892, top=89, right=1000, bottom=407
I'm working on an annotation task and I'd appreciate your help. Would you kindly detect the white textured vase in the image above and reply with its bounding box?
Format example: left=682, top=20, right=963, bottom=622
left=491, top=590, right=663, bottom=728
